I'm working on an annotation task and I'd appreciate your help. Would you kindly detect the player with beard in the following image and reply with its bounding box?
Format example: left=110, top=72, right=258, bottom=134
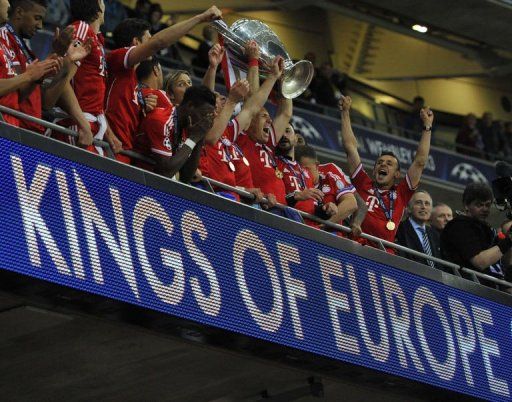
left=136, top=58, right=216, bottom=182
left=340, top=95, right=433, bottom=252
left=275, top=123, right=339, bottom=226
left=105, top=6, right=222, bottom=164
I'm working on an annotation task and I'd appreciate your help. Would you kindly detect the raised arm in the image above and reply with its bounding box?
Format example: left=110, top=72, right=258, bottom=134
left=339, top=95, right=361, bottom=175
left=202, top=44, right=224, bottom=91
left=273, top=95, right=292, bottom=144
left=126, top=6, right=222, bottom=68
left=204, top=80, right=249, bottom=144
left=407, top=107, right=434, bottom=188
left=236, top=56, right=283, bottom=131
left=246, top=40, right=260, bottom=95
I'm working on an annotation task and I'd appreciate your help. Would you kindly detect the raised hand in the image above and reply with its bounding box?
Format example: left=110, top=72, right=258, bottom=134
left=208, top=43, right=225, bottom=68
left=199, top=6, right=222, bottom=22
left=339, top=95, right=352, bottom=112
left=52, top=26, right=74, bottom=57
left=420, top=107, right=434, bottom=127
left=67, top=37, right=92, bottom=63
left=228, top=79, right=250, bottom=103
left=270, top=56, right=284, bottom=79
left=244, top=40, right=260, bottom=60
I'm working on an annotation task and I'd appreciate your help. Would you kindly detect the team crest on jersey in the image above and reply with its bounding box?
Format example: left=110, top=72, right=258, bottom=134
left=322, top=184, right=331, bottom=193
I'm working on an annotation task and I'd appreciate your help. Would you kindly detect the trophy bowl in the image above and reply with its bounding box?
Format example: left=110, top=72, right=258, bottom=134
left=211, top=19, right=314, bottom=99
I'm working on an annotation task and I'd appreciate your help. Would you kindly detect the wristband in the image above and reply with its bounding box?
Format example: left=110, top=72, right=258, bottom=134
left=74, top=60, right=81, bottom=68
left=183, top=138, right=196, bottom=151
left=248, top=58, right=259, bottom=68
left=423, top=125, right=432, bottom=131
left=497, top=237, right=512, bottom=254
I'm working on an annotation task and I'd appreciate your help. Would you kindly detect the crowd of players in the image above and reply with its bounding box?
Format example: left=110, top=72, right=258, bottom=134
left=0, top=0, right=511, bottom=292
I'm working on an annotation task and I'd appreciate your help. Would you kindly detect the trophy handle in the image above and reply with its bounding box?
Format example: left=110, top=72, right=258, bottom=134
left=210, top=21, right=246, bottom=55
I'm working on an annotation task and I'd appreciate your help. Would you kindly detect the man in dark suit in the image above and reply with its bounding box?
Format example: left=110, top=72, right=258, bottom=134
left=396, top=190, right=441, bottom=269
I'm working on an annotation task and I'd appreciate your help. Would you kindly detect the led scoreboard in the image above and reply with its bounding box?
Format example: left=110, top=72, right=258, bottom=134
left=0, top=127, right=511, bottom=401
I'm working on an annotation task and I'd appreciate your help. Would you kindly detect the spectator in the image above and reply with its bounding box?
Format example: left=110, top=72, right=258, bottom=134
left=164, top=69, right=192, bottom=105
left=456, top=113, right=484, bottom=158
left=297, top=51, right=317, bottom=103
left=478, top=111, right=500, bottom=160
left=309, top=61, right=346, bottom=107
left=127, top=0, right=151, bottom=20
left=339, top=95, right=434, bottom=253
left=137, top=59, right=216, bottom=182
left=430, top=203, right=453, bottom=234
left=105, top=6, right=221, bottom=163
left=503, top=122, right=512, bottom=161
left=103, top=0, right=127, bottom=35
left=296, top=145, right=367, bottom=236
left=148, top=3, right=166, bottom=34
left=395, top=190, right=441, bottom=269
left=45, top=0, right=70, bottom=27
left=403, top=96, right=425, bottom=139
left=441, top=183, right=512, bottom=289
left=192, top=25, right=216, bottom=72
left=0, top=0, right=64, bottom=133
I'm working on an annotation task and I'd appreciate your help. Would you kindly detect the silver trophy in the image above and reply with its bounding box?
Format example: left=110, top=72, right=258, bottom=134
left=211, top=19, right=314, bottom=99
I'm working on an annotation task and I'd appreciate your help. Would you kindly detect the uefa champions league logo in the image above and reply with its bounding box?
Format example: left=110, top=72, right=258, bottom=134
left=450, top=163, right=488, bottom=183
left=290, top=115, right=322, bottom=141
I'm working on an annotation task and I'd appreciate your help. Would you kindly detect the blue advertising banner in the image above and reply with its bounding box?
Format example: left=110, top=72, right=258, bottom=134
left=0, top=136, right=511, bottom=401
left=285, top=107, right=496, bottom=187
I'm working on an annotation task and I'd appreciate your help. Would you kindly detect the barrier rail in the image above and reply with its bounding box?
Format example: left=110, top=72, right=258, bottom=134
left=0, top=105, right=510, bottom=291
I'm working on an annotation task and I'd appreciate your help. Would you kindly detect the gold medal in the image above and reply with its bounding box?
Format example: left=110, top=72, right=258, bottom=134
left=228, top=161, right=235, bottom=172
left=386, top=221, right=396, bottom=231
left=275, top=168, right=284, bottom=179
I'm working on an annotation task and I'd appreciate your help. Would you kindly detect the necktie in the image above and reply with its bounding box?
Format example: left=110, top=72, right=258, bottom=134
left=418, top=227, right=435, bottom=268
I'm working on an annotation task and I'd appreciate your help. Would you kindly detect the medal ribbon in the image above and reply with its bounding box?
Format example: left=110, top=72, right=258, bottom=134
left=220, top=138, right=235, bottom=169
left=374, top=186, right=395, bottom=222
left=5, top=23, right=34, bottom=64
left=278, top=156, right=307, bottom=189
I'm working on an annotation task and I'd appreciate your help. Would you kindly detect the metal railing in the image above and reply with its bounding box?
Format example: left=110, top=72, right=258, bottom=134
left=1, top=105, right=511, bottom=292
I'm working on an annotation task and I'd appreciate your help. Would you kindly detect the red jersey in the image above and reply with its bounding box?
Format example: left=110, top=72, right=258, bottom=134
left=351, top=163, right=415, bottom=251
left=0, top=44, right=19, bottom=126
left=317, top=163, right=355, bottom=205
left=106, top=46, right=139, bottom=150
left=201, top=119, right=239, bottom=189
left=277, top=155, right=316, bottom=215
left=138, top=88, right=180, bottom=157
left=70, top=21, right=106, bottom=115
left=0, top=25, right=41, bottom=132
left=235, top=126, right=286, bottom=204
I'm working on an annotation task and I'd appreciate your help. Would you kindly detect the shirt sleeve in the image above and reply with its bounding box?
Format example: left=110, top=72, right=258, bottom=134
left=350, top=163, right=372, bottom=190
left=142, top=109, right=174, bottom=157
left=397, top=173, right=416, bottom=204
left=330, top=173, right=356, bottom=200
left=107, top=47, right=134, bottom=75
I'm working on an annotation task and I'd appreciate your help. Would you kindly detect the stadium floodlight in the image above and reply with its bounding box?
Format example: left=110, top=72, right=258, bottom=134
left=412, top=24, right=428, bottom=33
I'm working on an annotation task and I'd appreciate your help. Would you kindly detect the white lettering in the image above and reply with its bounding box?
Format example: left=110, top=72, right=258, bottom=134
left=182, top=211, right=221, bottom=316
left=319, top=255, right=359, bottom=355
left=11, top=156, right=71, bottom=275
left=448, top=297, right=476, bottom=387
left=233, top=230, right=283, bottom=332
left=277, top=243, right=308, bottom=340
left=472, top=305, right=509, bottom=397
left=55, top=169, right=84, bottom=278
left=413, top=287, right=456, bottom=381
left=74, top=171, right=138, bottom=297
left=133, top=197, right=185, bottom=305
left=346, top=266, right=389, bottom=362
left=382, top=275, right=424, bottom=372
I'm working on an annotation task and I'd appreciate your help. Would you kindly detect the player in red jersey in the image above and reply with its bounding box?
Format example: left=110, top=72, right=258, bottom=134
left=295, top=145, right=367, bottom=237
left=340, top=95, right=434, bottom=252
left=105, top=6, right=222, bottom=164
left=275, top=124, right=336, bottom=222
left=0, top=0, right=65, bottom=132
left=0, top=0, right=61, bottom=127
left=137, top=58, right=216, bottom=182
